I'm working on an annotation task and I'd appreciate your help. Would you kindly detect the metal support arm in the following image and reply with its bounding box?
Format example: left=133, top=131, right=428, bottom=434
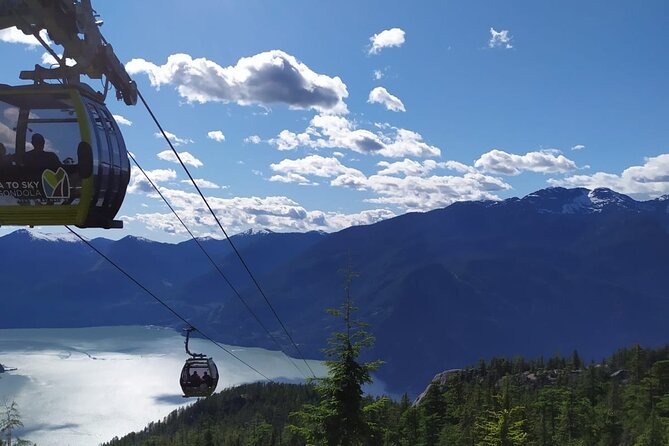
left=0, top=0, right=136, bottom=105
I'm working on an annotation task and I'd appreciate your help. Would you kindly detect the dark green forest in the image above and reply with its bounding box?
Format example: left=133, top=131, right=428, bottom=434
left=104, top=277, right=669, bottom=446
left=104, top=343, right=669, bottom=446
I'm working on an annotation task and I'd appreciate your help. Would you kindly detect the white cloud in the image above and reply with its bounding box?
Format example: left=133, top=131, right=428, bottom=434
left=127, top=168, right=177, bottom=194
left=245, top=135, right=262, bottom=144
left=126, top=156, right=516, bottom=236
left=154, top=131, right=193, bottom=146
left=381, top=129, right=439, bottom=158
left=133, top=187, right=395, bottom=234
left=0, top=27, right=50, bottom=47
left=295, top=155, right=511, bottom=211
left=474, top=149, right=578, bottom=175
left=207, top=130, right=226, bottom=142
left=268, top=172, right=314, bottom=185
left=270, top=155, right=366, bottom=186
left=373, top=70, right=384, bottom=80
left=333, top=151, right=344, bottom=158
left=180, top=178, right=222, bottom=189
left=126, top=50, right=349, bottom=114
left=113, top=115, right=133, bottom=126
left=489, top=28, right=513, bottom=49
left=376, top=159, right=446, bottom=177
left=40, top=52, right=76, bottom=67
left=330, top=172, right=369, bottom=189
left=443, top=160, right=478, bottom=174
left=157, top=150, right=203, bottom=168
left=571, top=144, right=586, bottom=151
left=369, top=28, right=406, bottom=55
left=269, top=114, right=440, bottom=158
left=363, top=172, right=511, bottom=210
left=548, top=154, right=669, bottom=198
left=267, top=154, right=511, bottom=211
left=368, top=87, right=406, bottom=112
left=268, top=129, right=311, bottom=151
left=317, top=208, right=397, bottom=230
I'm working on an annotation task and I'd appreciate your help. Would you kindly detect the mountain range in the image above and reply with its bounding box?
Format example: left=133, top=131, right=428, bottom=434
left=1, top=186, right=668, bottom=394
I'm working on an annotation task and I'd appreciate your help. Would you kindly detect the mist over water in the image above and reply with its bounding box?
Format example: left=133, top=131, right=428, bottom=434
left=0, top=326, right=326, bottom=446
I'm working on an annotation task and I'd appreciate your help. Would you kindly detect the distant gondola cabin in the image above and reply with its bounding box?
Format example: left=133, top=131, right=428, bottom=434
left=180, top=357, right=219, bottom=398
left=0, top=83, right=130, bottom=228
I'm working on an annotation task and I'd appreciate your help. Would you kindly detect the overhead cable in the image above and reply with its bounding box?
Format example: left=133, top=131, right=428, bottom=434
left=127, top=152, right=309, bottom=380
left=137, top=89, right=317, bottom=378
left=65, top=225, right=274, bottom=383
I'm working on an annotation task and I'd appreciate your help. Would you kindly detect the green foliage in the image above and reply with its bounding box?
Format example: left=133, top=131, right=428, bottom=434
left=105, top=343, right=669, bottom=446
left=0, top=402, right=23, bottom=446
left=290, top=267, right=383, bottom=446
left=474, top=379, right=528, bottom=446
left=0, top=402, right=35, bottom=446
left=103, top=382, right=319, bottom=446
left=417, top=382, right=445, bottom=446
left=475, top=406, right=528, bottom=446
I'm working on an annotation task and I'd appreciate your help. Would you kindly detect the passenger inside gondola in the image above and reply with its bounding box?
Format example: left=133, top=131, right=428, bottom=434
left=202, top=371, right=214, bottom=387
left=0, top=143, right=10, bottom=167
left=0, top=143, right=11, bottom=179
left=189, top=370, right=202, bottom=387
left=24, top=133, right=61, bottom=171
left=180, top=356, right=218, bottom=397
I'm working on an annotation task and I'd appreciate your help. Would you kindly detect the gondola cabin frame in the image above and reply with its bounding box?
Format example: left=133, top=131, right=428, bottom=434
left=180, top=357, right=219, bottom=398
left=0, top=83, right=130, bottom=229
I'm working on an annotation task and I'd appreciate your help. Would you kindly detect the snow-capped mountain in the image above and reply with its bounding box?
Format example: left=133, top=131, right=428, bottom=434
left=507, top=187, right=662, bottom=215
left=2, top=187, right=668, bottom=394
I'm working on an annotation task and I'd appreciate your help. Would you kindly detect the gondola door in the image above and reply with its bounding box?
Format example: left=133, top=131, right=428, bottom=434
left=0, top=88, right=94, bottom=227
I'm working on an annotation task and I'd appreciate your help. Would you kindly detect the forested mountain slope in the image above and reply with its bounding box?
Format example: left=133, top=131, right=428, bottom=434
left=3, top=187, right=669, bottom=393
left=103, top=344, right=669, bottom=446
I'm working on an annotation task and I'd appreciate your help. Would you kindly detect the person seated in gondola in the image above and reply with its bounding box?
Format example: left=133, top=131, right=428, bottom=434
left=202, top=371, right=214, bottom=388
left=189, top=370, right=202, bottom=387
left=0, top=142, right=13, bottom=180
left=24, top=133, right=61, bottom=171
left=0, top=143, right=8, bottom=163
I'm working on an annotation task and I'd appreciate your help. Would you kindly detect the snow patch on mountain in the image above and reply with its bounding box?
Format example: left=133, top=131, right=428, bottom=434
left=561, top=189, right=592, bottom=214
left=587, top=188, right=637, bottom=211
left=13, top=229, right=80, bottom=243
left=518, top=187, right=645, bottom=215
left=235, top=228, right=274, bottom=237
left=119, top=235, right=159, bottom=244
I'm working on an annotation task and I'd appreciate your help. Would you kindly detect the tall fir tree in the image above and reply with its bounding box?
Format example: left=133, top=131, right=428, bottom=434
left=0, top=402, right=28, bottom=446
left=290, top=264, right=382, bottom=446
left=417, top=382, right=446, bottom=446
left=475, top=378, right=528, bottom=446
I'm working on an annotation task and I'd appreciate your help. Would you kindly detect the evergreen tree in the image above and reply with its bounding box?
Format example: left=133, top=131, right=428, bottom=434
left=0, top=402, right=28, bottom=446
left=635, top=345, right=647, bottom=381
left=246, top=413, right=273, bottom=445
left=634, top=410, right=667, bottom=446
left=398, top=405, right=420, bottom=446
left=570, top=350, right=582, bottom=370
left=417, top=382, right=446, bottom=446
left=475, top=378, right=528, bottom=446
left=556, top=388, right=590, bottom=445
left=290, top=266, right=382, bottom=446
left=101, top=340, right=669, bottom=446
left=475, top=406, right=528, bottom=446
left=533, top=387, right=567, bottom=446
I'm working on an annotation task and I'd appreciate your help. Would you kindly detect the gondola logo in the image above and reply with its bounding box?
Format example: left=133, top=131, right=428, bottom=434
left=41, top=167, right=70, bottom=199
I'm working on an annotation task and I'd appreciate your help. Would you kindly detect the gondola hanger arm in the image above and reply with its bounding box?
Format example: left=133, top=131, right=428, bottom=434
left=0, top=0, right=136, bottom=105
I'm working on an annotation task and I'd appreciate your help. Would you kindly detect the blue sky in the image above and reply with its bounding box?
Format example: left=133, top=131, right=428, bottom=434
left=1, top=0, right=668, bottom=241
